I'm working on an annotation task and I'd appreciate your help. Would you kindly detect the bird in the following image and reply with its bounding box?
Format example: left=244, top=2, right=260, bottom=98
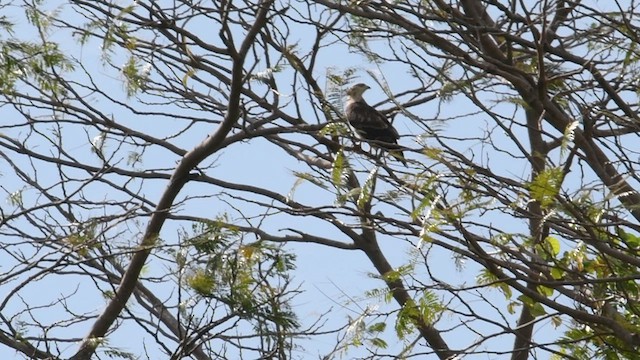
left=344, top=83, right=407, bottom=166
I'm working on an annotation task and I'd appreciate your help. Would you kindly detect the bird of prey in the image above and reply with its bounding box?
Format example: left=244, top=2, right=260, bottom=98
left=344, top=83, right=407, bottom=166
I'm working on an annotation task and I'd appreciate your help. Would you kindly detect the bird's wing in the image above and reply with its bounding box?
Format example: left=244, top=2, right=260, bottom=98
left=345, top=101, right=400, bottom=141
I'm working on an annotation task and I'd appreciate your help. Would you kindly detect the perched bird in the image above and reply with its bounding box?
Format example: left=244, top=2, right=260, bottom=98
left=344, top=83, right=407, bottom=166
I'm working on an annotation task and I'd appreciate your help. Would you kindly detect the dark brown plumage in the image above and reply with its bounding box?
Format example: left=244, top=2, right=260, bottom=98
left=344, top=83, right=407, bottom=166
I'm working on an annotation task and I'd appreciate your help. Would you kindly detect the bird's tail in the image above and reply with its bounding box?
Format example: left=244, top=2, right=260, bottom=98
left=390, top=150, right=408, bottom=167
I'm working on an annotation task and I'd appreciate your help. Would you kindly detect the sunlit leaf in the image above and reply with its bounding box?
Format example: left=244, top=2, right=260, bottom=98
left=240, top=245, right=255, bottom=260
left=528, top=167, right=563, bottom=208
left=550, top=266, right=565, bottom=280
left=357, top=166, right=378, bottom=210
left=331, top=149, right=346, bottom=187
left=561, top=121, right=579, bottom=157
left=187, top=269, right=215, bottom=296
left=319, top=122, right=349, bottom=136
left=537, top=285, right=554, bottom=297
left=543, top=236, right=561, bottom=256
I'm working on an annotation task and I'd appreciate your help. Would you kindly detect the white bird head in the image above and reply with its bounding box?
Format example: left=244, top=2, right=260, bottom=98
left=346, top=83, right=370, bottom=100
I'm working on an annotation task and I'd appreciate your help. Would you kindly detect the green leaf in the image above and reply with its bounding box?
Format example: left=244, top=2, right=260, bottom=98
left=395, top=300, right=419, bottom=339
left=518, top=295, right=547, bottom=317
left=618, top=228, right=640, bottom=249
left=418, top=290, right=445, bottom=324
left=291, top=171, right=329, bottom=190
left=331, top=149, right=346, bottom=187
left=367, top=322, right=387, bottom=333
left=529, top=302, right=547, bottom=317
left=543, top=236, right=561, bottom=256
left=537, top=285, right=554, bottom=297
left=498, top=283, right=513, bottom=299
left=623, top=40, right=637, bottom=67
left=122, top=56, right=144, bottom=96
left=411, top=195, right=432, bottom=222
left=335, top=187, right=361, bottom=207
left=369, top=337, right=388, bottom=349
left=422, top=147, right=442, bottom=160
left=384, top=291, right=394, bottom=303
left=478, top=269, right=513, bottom=298
left=507, top=301, right=520, bottom=314
left=357, top=167, right=378, bottom=210
left=502, top=96, right=531, bottom=109
left=550, top=266, right=565, bottom=280
left=382, top=264, right=414, bottom=283
left=518, top=295, right=534, bottom=307
left=187, top=269, right=214, bottom=296
left=528, top=167, right=564, bottom=208
left=319, top=122, right=349, bottom=136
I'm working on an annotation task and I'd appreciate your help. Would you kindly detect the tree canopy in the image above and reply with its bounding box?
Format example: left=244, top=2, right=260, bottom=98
left=2, top=0, right=640, bottom=359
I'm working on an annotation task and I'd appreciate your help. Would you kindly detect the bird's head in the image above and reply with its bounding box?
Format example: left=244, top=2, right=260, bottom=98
left=346, top=83, right=370, bottom=100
